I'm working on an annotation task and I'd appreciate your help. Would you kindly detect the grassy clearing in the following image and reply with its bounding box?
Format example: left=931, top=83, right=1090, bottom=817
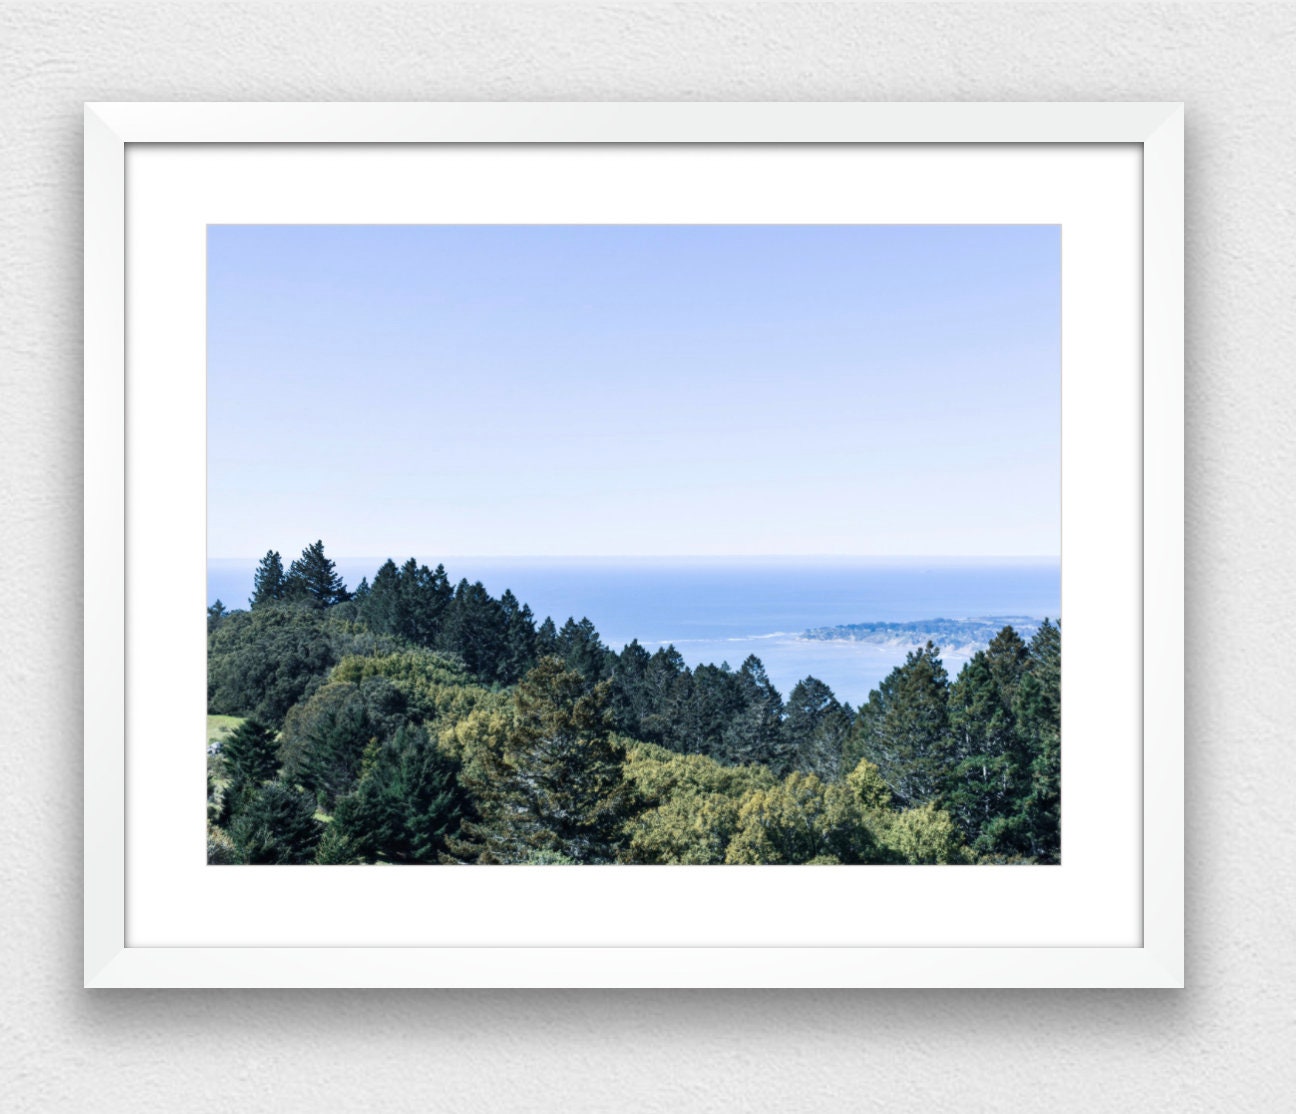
left=207, top=714, right=244, bottom=747
left=207, top=714, right=244, bottom=792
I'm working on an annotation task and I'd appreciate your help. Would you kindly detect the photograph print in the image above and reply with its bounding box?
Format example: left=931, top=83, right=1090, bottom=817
left=205, top=224, right=1061, bottom=867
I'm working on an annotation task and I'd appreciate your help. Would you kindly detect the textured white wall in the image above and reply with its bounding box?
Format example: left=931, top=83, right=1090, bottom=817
left=2, top=3, right=1292, bottom=1111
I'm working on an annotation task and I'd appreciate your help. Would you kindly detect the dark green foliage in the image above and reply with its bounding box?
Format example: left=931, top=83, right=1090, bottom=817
left=941, top=627, right=1026, bottom=849
left=313, top=824, right=362, bottom=865
left=448, top=657, right=633, bottom=863
left=361, top=559, right=402, bottom=633
left=609, top=646, right=794, bottom=771
left=360, top=557, right=454, bottom=647
left=719, top=656, right=789, bottom=770
left=619, top=645, right=688, bottom=746
left=1009, top=619, right=1061, bottom=862
left=208, top=541, right=1063, bottom=866
left=286, top=540, right=349, bottom=607
left=227, top=782, right=322, bottom=864
left=331, top=724, right=467, bottom=862
left=535, top=616, right=559, bottom=658
left=555, top=617, right=612, bottom=684
left=437, top=579, right=510, bottom=682
left=207, top=599, right=228, bottom=635
left=782, top=676, right=852, bottom=781
left=220, top=718, right=279, bottom=786
left=278, top=679, right=405, bottom=810
left=207, top=605, right=337, bottom=728
left=207, top=601, right=411, bottom=728
left=300, top=703, right=377, bottom=811
left=847, top=641, right=951, bottom=806
left=397, top=559, right=453, bottom=645
left=250, top=549, right=287, bottom=608
left=499, top=590, right=539, bottom=682
left=677, top=663, right=747, bottom=760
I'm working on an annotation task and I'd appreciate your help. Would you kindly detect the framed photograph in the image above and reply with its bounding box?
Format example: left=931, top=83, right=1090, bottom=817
left=85, top=102, right=1183, bottom=988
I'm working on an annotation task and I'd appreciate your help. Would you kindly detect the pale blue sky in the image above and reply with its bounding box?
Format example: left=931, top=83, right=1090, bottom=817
left=208, top=225, right=1060, bottom=558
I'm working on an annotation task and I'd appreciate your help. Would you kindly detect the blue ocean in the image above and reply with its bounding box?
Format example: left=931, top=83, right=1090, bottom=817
left=208, top=557, right=1060, bottom=707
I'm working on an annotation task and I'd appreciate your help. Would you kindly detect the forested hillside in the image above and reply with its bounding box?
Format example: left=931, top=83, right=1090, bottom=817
left=207, top=541, right=1061, bottom=866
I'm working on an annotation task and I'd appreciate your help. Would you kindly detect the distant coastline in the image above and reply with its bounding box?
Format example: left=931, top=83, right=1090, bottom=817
left=801, top=615, right=1048, bottom=656
left=208, top=556, right=1058, bottom=707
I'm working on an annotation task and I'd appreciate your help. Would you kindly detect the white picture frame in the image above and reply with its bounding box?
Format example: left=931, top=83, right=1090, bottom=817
left=85, top=102, right=1183, bottom=988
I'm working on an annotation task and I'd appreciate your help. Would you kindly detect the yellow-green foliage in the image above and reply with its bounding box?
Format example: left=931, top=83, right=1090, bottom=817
left=725, top=771, right=879, bottom=865
left=330, top=649, right=508, bottom=731
left=439, top=703, right=512, bottom=767
left=881, top=801, right=971, bottom=864
left=623, top=741, right=776, bottom=864
left=206, top=826, right=238, bottom=865
left=839, top=757, right=971, bottom=864
left=331, top=647, right=469, bottom=689
left=206, top=714, right=245, bottom=792
left=845, top=757, right=893, bottom=811
left=207, top=714, right=245, bottom=748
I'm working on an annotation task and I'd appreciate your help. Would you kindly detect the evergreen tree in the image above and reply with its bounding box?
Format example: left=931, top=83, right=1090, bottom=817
left=669, top=663, right=738, bottom=758
left=718, top=655, right=789, bottom=770
left=299, top=701, right=379, bottom=811
left=499, top=589, right=539, bottom=683
left=848, top=641, right=951, bottom=806
left=783, top=676, right=852, bottom=781
left=228, top=781, right=322, bottom=864
left=1010, top=619, right=1062, bottom=862
left=250, top=549, right=287, bottom=608
left=220, top=718, right=279, bottom=786
left=943, top=623, right=1056, bottom=859
left=448, top=657, right=633, bottom=863
left=207, top=598, right=229, bottom=635
left=286, top=540, right=349, bottom=607
left=556, top=617, right=610, bottom=683
left=535, top=616, right=559, bottom=659
left=608, top=639, right=653, bottom=738
left=398, top=559, right=452, bottom=646
left=437, top=579, right=508, bottom=681
left=313, top=824, right=362, bottom=865
left=362, top=558, right=401, bottom=632
left=333, top=724, right=466, bottom=862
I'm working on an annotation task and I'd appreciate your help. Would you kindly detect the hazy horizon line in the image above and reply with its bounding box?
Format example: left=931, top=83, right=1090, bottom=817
left=208, top=553, right=1063, bottom=563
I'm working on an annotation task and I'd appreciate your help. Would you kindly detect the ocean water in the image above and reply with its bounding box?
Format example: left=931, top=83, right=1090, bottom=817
left=208, top=557, right=1060, bottom=707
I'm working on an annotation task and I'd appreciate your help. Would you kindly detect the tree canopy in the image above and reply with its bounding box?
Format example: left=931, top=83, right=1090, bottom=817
left=208, top=542, right=1061, bottom=866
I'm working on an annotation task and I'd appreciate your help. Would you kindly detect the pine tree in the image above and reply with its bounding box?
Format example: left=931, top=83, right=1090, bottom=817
left=332, top=724, right=466, bottom=863
left=447, top=657, right=633, bottom=863
left=718, top=655, right=789, bottom=770
left=250, top=550, right=287, bottom=608
left=361, top=558, right=401, bottom=633
left=299, top=702, right=377, bottom=811
left=207, top=598, right=229, bottom=634
left=608, top=639, right=653, bottom=738
left=535, top=616, right=559, bottom=658
left=220, top=718, right=280, bottom=786
left=783, top=675, right=851, bottom=781
left=555, top=617, right=609, bottom=683
left=499, top=589, right=538, bottom=683
left=286, top=540, right=348, bottom=607
left=1011, top=619, right=1062, bottom=862
left=437, top=579, right=507, bottom=681
left=943, top=652, right=1021, bottom=845
left=394, top=559, right=451, bottom=646
left=228, top=781, right=322, bottom=864
left=847, top=641, right=951, bottom=806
